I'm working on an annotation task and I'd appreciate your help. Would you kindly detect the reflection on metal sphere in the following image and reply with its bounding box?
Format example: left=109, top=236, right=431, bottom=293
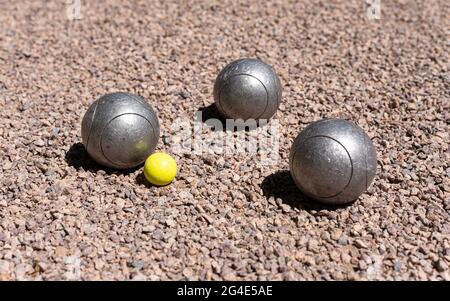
left=213, top=58, right=282, bottom=121
left=289, top=118, right=377, bottom=205
left=81, top=92, right=160, bottom=169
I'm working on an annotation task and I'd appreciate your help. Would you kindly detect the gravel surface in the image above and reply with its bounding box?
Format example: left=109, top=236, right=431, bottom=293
left=0, top=0, right=449, bottom=280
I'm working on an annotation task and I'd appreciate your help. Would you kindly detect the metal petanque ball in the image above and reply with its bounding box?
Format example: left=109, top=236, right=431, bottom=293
left=81, top=92, right=160, bottom=169
left=213, top=58, right=282, bottom=121
left=289, top=118, right=377, bottom=205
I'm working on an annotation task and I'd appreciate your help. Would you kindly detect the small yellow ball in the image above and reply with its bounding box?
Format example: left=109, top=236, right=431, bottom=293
left=144, top=152, right=177, bottom=186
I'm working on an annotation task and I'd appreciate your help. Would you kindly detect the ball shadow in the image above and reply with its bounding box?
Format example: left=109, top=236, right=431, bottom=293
left=65, top=142, right=140, bottom=175
left=135, top=172, right=153, bottom=188
left=197, top=103, right=270, bottom=133
left=198, top=103, right=225, bottom=124
left=260, top=170, right=353, bottom=212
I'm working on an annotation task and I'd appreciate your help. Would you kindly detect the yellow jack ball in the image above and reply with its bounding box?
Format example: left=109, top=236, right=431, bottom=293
left=144, top=152, right=177, bottom=186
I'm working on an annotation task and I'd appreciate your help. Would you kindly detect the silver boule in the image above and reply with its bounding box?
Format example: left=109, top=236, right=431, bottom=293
left=213, top=58, right=282, bottom=121
left=289, top=118, right=377, bottom=205
left=81, top=92, right=160, bottom=169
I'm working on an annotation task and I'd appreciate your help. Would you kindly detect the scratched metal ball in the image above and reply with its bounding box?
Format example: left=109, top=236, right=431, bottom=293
left=289, top=119, right=377, bottom=205
left=81, top=92, right=160, bottom=169
left=213, top=58, right=282, bottom=121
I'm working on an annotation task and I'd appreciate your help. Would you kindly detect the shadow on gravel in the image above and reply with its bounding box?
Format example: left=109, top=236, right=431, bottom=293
left=198, top=103, right=268, bottom=132
left=65, top=142, right=140, bottom=175
left=261, top=170, right=353, bottom=212
left=135, top=172, right=153, bottom=188
left=198, top=103, right=225, bottom=124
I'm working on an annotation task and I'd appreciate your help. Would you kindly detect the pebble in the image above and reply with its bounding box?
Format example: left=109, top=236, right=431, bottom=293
left=338, top=236, right=349, bottom=246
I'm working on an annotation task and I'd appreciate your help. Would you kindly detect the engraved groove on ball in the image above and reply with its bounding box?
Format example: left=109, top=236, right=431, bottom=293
left=81, top=92, right=160, bottom=170
left=289, top=118, right=377, bottom=205
left=84, top=101, right=99, bottom=149
left=291, top=135, right=353, bottom=199
left=214, top=58, right=282, bottom=121
left=218, top=73, right=269, bottom=120
left=100, top=113, right=156, bottom=168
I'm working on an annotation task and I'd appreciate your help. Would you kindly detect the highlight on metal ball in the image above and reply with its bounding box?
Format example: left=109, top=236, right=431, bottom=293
left=81, top=92, right=160, bottom=169
left=289, top=118, right=377, bottom=205
left=213, top=58, right=282, bottom=121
